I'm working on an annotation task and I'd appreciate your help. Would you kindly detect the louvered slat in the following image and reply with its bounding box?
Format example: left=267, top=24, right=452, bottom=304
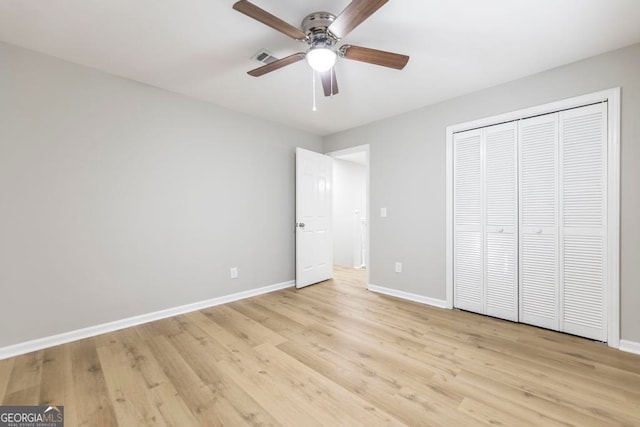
left=454, top=131, right=482, bottom=225
left=519, top=113, right=559, bottom=330
left=563, top=235, right=604, bottom=330
left=485, top=122, right=518, bottom=321
left=562, top=109, right=605, bottom=228
left=520, top=234, right=558, bottom=328
left=486, top=233, right=517, bottom=320
left=560, top=103, right=607, bottom=341
left=486, top=126, right=517, bottom=226
left=520, top=118, right=557, bottom=227
left=454, top=232, right=482, bottom=310
left=454, top=129, right=483, bottom=313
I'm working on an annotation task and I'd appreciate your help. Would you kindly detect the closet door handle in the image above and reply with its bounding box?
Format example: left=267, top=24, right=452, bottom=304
left=536, top=228, right=543, bottom=234
left=497, top=227, right=504, bottom=233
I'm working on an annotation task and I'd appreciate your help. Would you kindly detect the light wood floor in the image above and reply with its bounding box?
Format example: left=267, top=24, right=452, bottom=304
left=1, top=266, right=639, bottom=426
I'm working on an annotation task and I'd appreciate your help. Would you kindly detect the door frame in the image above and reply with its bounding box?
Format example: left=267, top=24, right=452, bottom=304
left=326, top=144, right=370, bottom=287
left=445, top=88, right=621, bottom=348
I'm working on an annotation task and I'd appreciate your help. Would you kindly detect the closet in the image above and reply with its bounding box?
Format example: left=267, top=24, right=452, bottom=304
left=453, top=102, right=608, bottom=341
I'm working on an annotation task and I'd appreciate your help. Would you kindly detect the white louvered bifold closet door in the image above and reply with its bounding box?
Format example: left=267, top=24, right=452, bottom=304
left=559, top=103, right=608, bottom=341
left=484, top=122, right=518, bottom=321
left=453, top=129, right=483, bottom=314
left=519, top=113, right=560, bottom=331
left=453, top=102, right=609, bottom=341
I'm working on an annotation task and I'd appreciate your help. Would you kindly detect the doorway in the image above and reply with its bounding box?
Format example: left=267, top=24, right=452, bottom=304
left=327, top=145, right=370, bottom=286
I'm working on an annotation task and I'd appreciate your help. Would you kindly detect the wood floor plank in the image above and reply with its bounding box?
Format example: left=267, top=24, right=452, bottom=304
left=2, top=386, right=41, bottom=406
left=180, top=311, right=346, bottom=426
left=1, top=265, right=639, bottom=426
left=458, top=336, right=640, bottom=407
left=454, top=369, right=605, bottom=427
left=276, top=337, right=475, bottom=426
left=200, top=304, right=287, bottom=348
left=96, top=329, right=201, bottom=426
left=161, top=316, right=282, bottom=426
left=3, top=351, right=43, bottom=405
left=39, top=345, right=78, bottom=426
left=254, top=342, right=404, bottom=426
left=70, top=338, right=119, bottom=426
left=144, top=335, right=228, bottom=426
left=467, top=330, right=640, bottom=398
left=461, top=355, right=640, bottom=425
left=97, top=342, right=168, bottom=426
left=228, top=299, right=308, bottom=334
left=457, top=396, right=536, bottom=427
left=0, top=357, right=14, bottom=403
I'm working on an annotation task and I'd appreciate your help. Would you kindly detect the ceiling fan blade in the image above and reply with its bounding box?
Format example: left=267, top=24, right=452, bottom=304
left=320, top=68, right=339, bottom=97
left=233, top=0, right=307, bottom=41
left=328, top=0, right=388, bottom=39
left=341, top=45, right=409, bottom=70
left=247, top=53, right=306, bottom=77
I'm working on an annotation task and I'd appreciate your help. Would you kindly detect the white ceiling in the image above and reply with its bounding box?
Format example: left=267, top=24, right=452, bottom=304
left=1, top=1, right=639, bottom=136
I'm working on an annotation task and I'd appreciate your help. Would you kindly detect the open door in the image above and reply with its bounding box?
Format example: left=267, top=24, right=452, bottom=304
left=296, top=148, right=333, bottom=288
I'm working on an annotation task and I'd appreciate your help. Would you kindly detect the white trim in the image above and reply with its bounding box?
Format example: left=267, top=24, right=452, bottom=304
left=445, top=88, right=621, bottom=347
left=327, top=144, right=370, bottom=288
left=446, top=88, right=619, bottom=134
left=606, top=88, right=621, bottom=348
left=0, top=280, right=294, bottom=360
left=445, top=131, right=454, bottom=309
left=326, top=145, right=369, bottom=159
left=619, top=340, right=640, bottom=355
left=368, top=284, right=447, bottom=309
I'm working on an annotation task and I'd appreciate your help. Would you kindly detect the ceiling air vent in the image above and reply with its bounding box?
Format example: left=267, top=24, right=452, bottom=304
left=252, top=49, right=279, bottom=65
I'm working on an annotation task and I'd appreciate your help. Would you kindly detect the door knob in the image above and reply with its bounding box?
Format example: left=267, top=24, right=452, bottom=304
left=297, top=222, right=305, bottom=228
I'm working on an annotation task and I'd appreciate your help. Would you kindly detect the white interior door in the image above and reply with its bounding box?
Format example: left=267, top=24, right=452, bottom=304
left=519, top=113, right=560, bottom=331
left=296, top=148, right=333, bottom=288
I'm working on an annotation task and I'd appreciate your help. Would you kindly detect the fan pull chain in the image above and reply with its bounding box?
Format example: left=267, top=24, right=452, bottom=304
left=312, top=69, right=317, bottom=111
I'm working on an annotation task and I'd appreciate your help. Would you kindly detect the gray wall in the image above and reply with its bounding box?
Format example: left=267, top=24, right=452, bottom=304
left=2, top=39, right=638, bottom=349
left=0, top=42, right=322, bottom=348
left=323, top=43, right=640, bottom=343
left=333, top=159, right=367, bottom=267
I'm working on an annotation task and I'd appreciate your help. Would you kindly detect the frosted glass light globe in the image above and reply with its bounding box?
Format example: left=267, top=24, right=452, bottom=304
left=306, top=48, right=337, bottom=72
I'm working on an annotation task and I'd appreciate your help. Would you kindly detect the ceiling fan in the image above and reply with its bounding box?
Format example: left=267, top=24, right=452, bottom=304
left=233, top=0, right=409, bottom=96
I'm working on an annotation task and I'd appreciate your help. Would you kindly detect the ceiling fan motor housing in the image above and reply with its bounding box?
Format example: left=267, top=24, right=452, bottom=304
left=302, top=12, right=339, bottom=49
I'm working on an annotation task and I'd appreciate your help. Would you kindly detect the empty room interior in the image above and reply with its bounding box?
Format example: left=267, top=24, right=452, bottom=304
left=1, top=0, right=640, bottom=425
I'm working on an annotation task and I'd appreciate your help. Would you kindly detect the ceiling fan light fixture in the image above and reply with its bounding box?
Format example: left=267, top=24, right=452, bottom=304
left=234, top=1, right=409, bottom=97
left=306, top=47, right=337, bottom=72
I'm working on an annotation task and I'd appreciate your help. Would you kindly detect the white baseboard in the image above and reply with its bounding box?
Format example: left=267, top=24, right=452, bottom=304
left=0, top=280, right=294, bottom=360
left=367, top=284, right=447, bottom=309
left=619, top=339, right=640, bottom=355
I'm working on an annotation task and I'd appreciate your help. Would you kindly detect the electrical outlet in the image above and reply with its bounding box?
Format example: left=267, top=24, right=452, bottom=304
left=230, top=267, right=238, bottom=279
left=395, top=262, right=402, bottom=273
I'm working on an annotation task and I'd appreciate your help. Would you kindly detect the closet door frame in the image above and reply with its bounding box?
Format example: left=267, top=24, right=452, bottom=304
left=446, top=87, right=620, bottom=348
